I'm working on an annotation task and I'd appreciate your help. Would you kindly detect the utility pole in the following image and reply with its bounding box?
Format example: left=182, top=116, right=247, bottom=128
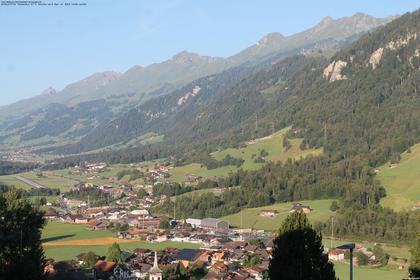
left=323, top=121, right=327, bottom=146
left=255, top=115, right=258, bottom=131
left=331, top=216, right=334, bottom=249
left=240, top=208, right=244, bottom=241
left=173, top=196, right=176, bottom=221
left=240, top=208, right=243, bottom=229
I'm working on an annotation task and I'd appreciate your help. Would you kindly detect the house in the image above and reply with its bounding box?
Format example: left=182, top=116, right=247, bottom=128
left=201, top=218, right=229, bottom=233
left=244, top=265, right=266, bottom=280
left=92, top=260, right=117, bottom=280
left=328, top=249, right=345, bottom=261
left=132, top=264, right=152, bottom=279
left=210, top=263, right=228, bottom=273
left=130, top=209, right=150, bottom=216
left=203, top=271, right=222, bottom=280
left=88, top=220, right=106, bottom=230
left=43, top=207, right=59, bottom=219
left=259, top=210, right=278, bottom=217
left=289, top=202, right=312, bottom=213
left=74, top=215, right=89, bottom=224
left=133, top=248, right=151, bottom=257
left=176, top=249, right=202, bottom=268
left=93, top=260, right=134, bottom=280
left=211, top=251, right=228, bottom=264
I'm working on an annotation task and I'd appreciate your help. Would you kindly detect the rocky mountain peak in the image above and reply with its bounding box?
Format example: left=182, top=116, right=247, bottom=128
left=40, top=87, right=57, bottom=96
left=318, top=16, right=334, bottom=27
left=256, top=32, right=285, bottom=47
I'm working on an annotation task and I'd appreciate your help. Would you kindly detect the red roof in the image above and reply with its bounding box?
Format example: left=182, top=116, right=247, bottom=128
left=93, top=260, right=116, bottom=272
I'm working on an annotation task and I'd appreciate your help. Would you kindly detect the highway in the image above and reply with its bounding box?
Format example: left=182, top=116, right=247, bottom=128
left=14, top=175, right=47, bottom=189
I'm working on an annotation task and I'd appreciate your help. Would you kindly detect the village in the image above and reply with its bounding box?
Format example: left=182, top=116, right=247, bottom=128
left=44, top=190, right=389, bottom=280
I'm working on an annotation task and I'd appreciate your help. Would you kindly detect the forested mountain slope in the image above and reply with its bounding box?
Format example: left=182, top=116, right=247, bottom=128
left=152, top=10, right=420, bottom=242
left=54, top=9, right=419, bottom=166
left=0, top=13, right=391, bottom=151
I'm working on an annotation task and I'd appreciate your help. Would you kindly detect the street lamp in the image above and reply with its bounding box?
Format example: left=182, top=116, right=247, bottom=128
left=336, top=243, right=355, bottom=280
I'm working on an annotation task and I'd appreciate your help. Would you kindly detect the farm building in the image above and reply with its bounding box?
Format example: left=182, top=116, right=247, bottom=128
left=290, top=202, right=312, bottom=213
left=328, top=249, right=345, bottom=261
left=259, top=210, right=279, bottom=217
left=201, top=218, right=229, bottom=233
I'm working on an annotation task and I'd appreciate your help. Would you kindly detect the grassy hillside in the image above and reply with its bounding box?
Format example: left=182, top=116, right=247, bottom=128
left=221, top=199, right=335, bottom=231
left=169, top=128, right=322, bottom=183
left=212, top=127, right=323, bottom=170
left=168, top=163, right=237, bottom=183
left=377, top=143, right=420, bottom=211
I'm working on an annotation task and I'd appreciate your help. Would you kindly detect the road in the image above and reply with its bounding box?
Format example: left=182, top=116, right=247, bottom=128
left=14, top=175, right=47, bottom=189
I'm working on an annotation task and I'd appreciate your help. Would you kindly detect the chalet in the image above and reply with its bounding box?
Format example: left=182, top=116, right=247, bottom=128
left=132, top=264, right=152, bottom=279
left=289, top=202, right=312, bottom=213
left=74, top=215, right=89, bottom=224
left=259, top=210, right=278, bottom=217
left=43, top=207, right=59, bottom=219
left=211, top=251, right=228, bottom=264
left=85, top=207, right=109, bottom=218
left=203, top=271, right=222, bottom=280
left=328, top=249, right=345, bottom=261
left=211, top=262, right=228, bottom=273
left=244, top=244, right=259, bottom=253
left=244, top=265, right=266, bottom=280
left=87, top=219, right=107, bottom=231
left=92, top=260, right=117, bottom=280
left=133, top=248, right=151, bottom=257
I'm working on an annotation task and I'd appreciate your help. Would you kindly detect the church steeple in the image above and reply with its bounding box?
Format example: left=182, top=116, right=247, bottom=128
left=149, top=251, right=162, bottom=280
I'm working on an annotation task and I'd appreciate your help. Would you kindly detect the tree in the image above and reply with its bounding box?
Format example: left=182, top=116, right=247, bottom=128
left=106, top=242, right=123, bottom=263
left=330, top=201, right=339, bottom=212
left=159, top=216, right=171, bottom=229
left=409, top=233, right=420, bottom=278
left=373, top=245, right=388, bottom=265
left=137, top=188, right=148, bottom=199
left=0, top=191, right=46, bottom=280
left=84, top=251, right=98, bottom=267
left=356, top=251, right=369, bottom=266
left=244, top=254, right=262, bottom=267
left=269, top=211, right=337, bottom=280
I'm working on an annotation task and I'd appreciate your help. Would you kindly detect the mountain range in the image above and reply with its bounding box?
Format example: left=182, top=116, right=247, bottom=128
left=0, top=13, right=395, bottom=155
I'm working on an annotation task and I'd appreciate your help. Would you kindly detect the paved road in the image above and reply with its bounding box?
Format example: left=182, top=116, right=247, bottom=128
left=14, top=175, right=47, bottom=189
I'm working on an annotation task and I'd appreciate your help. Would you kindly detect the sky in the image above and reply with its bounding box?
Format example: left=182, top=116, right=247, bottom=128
left=0, top=0, right=419, bottom=106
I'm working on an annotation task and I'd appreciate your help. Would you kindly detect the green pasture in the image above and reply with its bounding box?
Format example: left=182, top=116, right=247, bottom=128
left=377, top=143, right=420, bottom=211
left=212, top=127, right=322, bottom=171
left=221, top=199, right=335, bottom=231
left=44, top=241, right=200, bottom=261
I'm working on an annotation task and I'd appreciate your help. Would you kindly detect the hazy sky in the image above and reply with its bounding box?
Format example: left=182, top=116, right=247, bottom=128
left=0, top=0, right=419, bottom=106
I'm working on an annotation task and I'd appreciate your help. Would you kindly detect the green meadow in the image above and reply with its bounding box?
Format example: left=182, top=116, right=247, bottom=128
left=377, top=143, right=420, bottom=211
left=42, top=220, right=115, bottom=242
left=43, top=241, right=200, bottom=261
left=212, top=127, right=323, bottom=171
left=221, top=199, right=335, bottom=231
left=169, top=128, right=322, bottom=182
left=333, top=262, right=407, bottom=280
left=42, top=220, right=199, bottom=261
